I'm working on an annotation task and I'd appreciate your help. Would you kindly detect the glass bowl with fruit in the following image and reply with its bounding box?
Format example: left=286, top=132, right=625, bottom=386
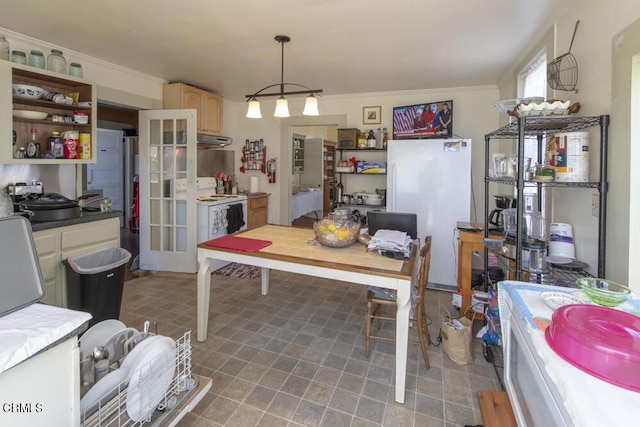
left=313, top=215, right=361, bottom=248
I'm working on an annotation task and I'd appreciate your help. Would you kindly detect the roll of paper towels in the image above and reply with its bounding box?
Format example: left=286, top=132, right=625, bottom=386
left=250, top=176, right=260, bottom=194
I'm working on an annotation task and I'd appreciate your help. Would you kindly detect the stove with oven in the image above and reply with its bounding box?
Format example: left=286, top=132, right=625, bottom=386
left=174, top=178, right=248, bottom=271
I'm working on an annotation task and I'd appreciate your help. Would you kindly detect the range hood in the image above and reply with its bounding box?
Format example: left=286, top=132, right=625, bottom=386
left=197, top=134, right=232, bottom=148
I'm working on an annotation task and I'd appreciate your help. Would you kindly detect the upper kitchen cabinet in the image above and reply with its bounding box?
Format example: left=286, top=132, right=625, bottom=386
left=162, top=83, right=223, bottom=135
left=0, top=61, right=97, bottom=164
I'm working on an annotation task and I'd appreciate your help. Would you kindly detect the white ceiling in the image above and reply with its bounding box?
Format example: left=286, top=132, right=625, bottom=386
left=1, top=0, right=553, bottom=101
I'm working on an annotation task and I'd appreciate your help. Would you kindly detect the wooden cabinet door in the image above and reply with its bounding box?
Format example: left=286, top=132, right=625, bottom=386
left=181, top=85, right=204, bottom=131
left=201, top=92, right=223, bottom=135
left=248, top=196, right=268, bottom=229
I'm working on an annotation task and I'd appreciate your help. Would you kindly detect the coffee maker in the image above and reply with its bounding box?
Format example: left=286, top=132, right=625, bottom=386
left=488, top=195, right=516, bottom=231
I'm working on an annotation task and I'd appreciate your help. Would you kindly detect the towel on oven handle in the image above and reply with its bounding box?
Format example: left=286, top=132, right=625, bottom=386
left=210, top=207, right=228, bottom=234
left=227, top=203, right=246, bottom=234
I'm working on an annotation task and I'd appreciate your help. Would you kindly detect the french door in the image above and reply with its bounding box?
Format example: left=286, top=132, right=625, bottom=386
left=138, top=109, right=197, bottom=272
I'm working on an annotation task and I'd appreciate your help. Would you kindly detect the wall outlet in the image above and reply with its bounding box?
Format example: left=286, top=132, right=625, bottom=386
left=592, top=193, right=599, bottom=217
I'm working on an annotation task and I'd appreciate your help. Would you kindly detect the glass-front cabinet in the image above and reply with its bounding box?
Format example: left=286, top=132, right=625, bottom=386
left=0, top=61, right=97, bottom=164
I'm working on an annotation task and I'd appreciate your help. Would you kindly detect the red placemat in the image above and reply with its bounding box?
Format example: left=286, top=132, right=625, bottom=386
left=204, top=235, right=272, bottom=252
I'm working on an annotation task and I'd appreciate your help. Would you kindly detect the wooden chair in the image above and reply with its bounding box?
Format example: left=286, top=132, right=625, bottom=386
left=365, top=236, right=432, bottom=368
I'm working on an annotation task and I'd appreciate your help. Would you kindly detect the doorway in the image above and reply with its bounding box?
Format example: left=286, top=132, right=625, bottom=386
left=279, top=114, right=348, bottom=226
left=93, top=103, right=140, bottom=279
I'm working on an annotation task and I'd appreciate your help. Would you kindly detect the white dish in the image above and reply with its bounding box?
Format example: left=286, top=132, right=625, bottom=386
left=518, top=100, right=571, bottom=117
left=540, top=291, right=586, bottom=311
left=547, top=256, right=573, bottom=264
left=120, top=334, right=158, bottom=371
left=126, top=336, right=176, bottom=422
left=13, top=110, right=48, bottom=120
left=494, top=97, right=544, bottom=114
left=79, top=319, right=126, bottom=359
left=80, top=367, right=130, bottom=413
left=12, top=84, right=45, bottom=99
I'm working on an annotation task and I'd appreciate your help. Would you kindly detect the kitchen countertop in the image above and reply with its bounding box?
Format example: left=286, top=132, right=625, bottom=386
left=499, top=281, right=640, bottom=426
left=29, top=210, right=121, bottom=232
left=0, top=303, right=91, bottom=374
left=243, top=192, right=268, bottom=199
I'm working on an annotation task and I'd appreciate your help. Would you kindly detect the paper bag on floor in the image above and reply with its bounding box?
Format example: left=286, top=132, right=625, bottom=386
left=441, top=311, right=474, bottom=365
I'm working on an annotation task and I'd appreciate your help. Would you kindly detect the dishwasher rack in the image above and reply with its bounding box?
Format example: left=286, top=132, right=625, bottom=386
left=80, top=331, right=211, bottom=427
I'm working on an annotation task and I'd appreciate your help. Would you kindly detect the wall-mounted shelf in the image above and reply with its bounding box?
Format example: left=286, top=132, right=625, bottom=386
left=240, top=139, right=266, bottom=173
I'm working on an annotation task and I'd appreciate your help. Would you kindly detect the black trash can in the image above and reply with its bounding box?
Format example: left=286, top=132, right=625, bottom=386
left=64, top=247, right=131, bottom=327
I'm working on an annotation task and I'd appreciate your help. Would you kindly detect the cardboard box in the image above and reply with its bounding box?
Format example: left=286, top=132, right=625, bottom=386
left=356, top=161, right=386, bottom=174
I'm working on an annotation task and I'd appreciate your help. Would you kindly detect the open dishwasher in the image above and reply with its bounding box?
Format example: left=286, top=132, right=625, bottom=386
left=79, top=326, right=211, bottom=426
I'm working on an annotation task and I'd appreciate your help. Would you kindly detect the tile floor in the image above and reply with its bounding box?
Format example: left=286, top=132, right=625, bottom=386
left=119, top=270, right=501, bottom=427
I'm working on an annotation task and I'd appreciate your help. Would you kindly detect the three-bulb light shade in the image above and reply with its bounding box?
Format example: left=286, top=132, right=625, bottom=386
left=246, top=94, right=319, bottom=119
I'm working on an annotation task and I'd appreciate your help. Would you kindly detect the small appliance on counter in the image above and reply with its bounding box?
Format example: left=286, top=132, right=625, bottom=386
left=8, top=181, right=45, bottom=203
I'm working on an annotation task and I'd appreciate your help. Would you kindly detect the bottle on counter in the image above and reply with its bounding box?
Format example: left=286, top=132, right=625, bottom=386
left=26, top=128, right=40, bottom=159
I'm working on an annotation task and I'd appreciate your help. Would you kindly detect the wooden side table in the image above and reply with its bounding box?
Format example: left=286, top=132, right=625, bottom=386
left=457, top=223, right=513, bottom=319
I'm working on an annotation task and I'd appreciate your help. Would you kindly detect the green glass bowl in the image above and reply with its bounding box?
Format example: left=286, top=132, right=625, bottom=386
left=576, top=277, right=631, bottom=307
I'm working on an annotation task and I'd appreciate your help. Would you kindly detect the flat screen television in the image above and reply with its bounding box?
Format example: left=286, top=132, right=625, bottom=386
left=392, top=100, right=453, bottom=139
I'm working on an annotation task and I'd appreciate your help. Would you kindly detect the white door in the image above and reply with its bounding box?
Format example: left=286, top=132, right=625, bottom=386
left=87, top=129, right=124, bottom=227
left=139, top=109, right=197, bottom=273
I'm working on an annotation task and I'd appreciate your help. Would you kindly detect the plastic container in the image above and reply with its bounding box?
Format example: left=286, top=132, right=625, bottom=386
left=553, top=132, right=589, bottom=182
left=64, top=248, right=131, bottom=327
left=545, top=304, right=640, bottom=393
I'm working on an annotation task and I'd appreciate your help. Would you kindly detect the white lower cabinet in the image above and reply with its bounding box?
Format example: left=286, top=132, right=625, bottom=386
left=32, top=218, right=120, bottom=307
left=0, top=336, right=81, bottom=427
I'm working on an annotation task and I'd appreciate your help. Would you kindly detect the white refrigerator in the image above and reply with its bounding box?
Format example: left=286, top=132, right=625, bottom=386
left=386, top=139, right=472, bottom=290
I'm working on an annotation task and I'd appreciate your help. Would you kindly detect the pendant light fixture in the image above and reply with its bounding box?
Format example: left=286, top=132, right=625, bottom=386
left=245, top=35, right=323, bottom=119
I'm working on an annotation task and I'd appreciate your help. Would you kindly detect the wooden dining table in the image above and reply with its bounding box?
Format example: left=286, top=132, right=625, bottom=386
left=196, top=224, right=419, bottom=403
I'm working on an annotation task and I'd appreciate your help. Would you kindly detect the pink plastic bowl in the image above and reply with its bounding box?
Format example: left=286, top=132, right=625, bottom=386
left=545, top=304, right=640, bottom=392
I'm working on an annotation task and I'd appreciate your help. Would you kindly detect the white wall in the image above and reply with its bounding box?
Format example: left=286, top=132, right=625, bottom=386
left=226, top=87, right=499, bottom=226
left=496, top=1, right=640, bottom=289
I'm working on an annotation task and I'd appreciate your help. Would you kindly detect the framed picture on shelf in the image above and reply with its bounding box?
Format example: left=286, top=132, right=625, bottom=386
left=363, top=106, right=381, bottom=125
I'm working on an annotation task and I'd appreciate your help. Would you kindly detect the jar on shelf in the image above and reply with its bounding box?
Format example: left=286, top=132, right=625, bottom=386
left=28, top=50, right=45, bottom=69
left=357, top=131, right=368, bottom=149
left=0, top=35, right=9, bottom=61
left=367, top=130, right=376, bottom=148
left=15, top=147, right=26, bottom=159
left=47, top=49, right=67, bottom=73
left=11, top=50, right=26, bottom=64
left=68, top=62, right=83, bottom=78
